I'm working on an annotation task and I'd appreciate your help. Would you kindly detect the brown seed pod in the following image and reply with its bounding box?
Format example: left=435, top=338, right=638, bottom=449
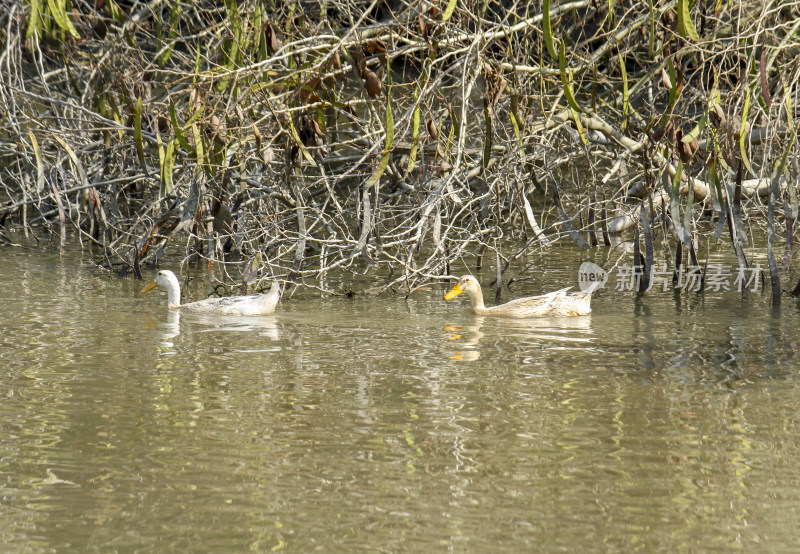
left=207, top=114, right=226, bottom=144
left=329, top=51, right=341, bottom=71
left=676, top=129, right=699, bottom=165
left=365, top=40, right=386, bottom=55
left=660, top=68, right=672, bottom=90
left=349, top=46, right=366, bottom=77
left=310, top=118, right=325, bottom=139
left=253, top=123, right=262, bottom=149
left=299, top=77, right=321, bottom=105
left=364, top=70, right=381, bottom=98
left=419, top=14, right=428, bottom=40
left=710, top=104, right=726, bottom=127
left=192, top=88, right=203, bottom=114
left=425, top=117, right=438, bottom=140
left=264, top=23, right=280, bottom=54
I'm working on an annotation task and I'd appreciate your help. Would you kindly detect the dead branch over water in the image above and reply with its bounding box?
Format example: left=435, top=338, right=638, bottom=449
left=1, top=0, right=799, bottom=297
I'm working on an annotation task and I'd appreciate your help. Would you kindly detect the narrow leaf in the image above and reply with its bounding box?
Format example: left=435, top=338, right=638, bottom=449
left=107, top=0, right=125, bottom=23
left=677, top=0, right=700, bottom=41
left=26, top=0, right=42, bottom=38
left=53, top=134, right=88, bottom=189
left=407, top=94, right=421, bottom=174
left=739, top=90, right=755, bottom=176
left=191, top=122, right=205, bottom=168
left=759, top=44, right=771, bottom=109
left=169, top=99, right=192, bottom=152
left=559, top=40, right=581, bottom=113
left=156, top=126, right=166, bottom=196
left=162, top=138, right=176, bottom=196
left=543, top=0, right=557, bottom=60
left=683, top=110, right=707, bottom=143
left=365, top=62, right=394, bottom=188
left=46, top=0, right=80, bottom=38
left=509, top=108, right=521, bottom=141
left=134, top=96, right=147, bottom=175
left=669, top=162, right=687, bottom=244
left=28, top=130, right=45, bottom=192
left=618, top=51, right=629, bottom=131
left=522, top=194, right=551, bottom=246
left=441, top=0, right=457, bottom=22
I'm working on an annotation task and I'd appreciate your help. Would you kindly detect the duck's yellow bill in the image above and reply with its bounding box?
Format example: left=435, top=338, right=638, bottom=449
left=444, top=283, right=463, bottom=300
left=141, top=279, right=158, bottom=295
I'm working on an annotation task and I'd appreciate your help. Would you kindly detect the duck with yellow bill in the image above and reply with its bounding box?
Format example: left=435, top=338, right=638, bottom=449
left=443, top=275, right=595, bottom=317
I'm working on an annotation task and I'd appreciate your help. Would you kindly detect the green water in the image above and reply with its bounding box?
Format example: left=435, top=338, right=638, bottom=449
left=2, top=246, right=800, bottom=551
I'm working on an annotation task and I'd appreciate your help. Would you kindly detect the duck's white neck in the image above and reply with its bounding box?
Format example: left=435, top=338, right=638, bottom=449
left=466, top=286, right=486, bottom=312
left=163, top=274, right=182, bottom=308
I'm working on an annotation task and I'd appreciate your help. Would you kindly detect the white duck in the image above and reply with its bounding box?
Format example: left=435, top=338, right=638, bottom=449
left=444, top=275, right=595, bottom=317
left=142, top=269, right=281, bottom=316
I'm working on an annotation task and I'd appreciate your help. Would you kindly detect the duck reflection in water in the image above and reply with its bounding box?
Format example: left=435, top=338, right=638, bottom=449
left=192, top=312, right=281, bottom=341
left=444, top=318, right=485, bottom=361
left=161, top=310, right=181, bottom=341
left=444, top=316, right=594, bottom=361
left=156, top=310, right=281, bottom=344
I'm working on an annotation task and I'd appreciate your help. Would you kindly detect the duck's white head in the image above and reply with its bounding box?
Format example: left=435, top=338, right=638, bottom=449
left=142, top=270, right=182, bottom=307
left=444, top=275, right=481, bottom=300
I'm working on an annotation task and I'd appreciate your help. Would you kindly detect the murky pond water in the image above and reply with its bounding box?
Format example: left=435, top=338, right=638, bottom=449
left=3, top=245, right=800, bottom=551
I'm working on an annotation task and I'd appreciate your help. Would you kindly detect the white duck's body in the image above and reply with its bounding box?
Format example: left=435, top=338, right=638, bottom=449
left=444, top=275, right=594, bottom=317
left=142, top=270, right=281, bottom=316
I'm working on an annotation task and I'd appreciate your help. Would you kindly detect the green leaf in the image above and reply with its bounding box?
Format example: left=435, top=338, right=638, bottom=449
left=158, top=5, right=181, bottom=67
left=407, top=92, right=421, bottom=174
left=618, top=51, right=629, bottom=131
left=558, top=40, right=581, bottom=113
left=784, top=81, right=796, bottom=138
left=134, top=96, right=147, bottom=175
left=161, top=138, right=176, bottom=196
left=683, top=110, right=707, bottom=143
left=155, top=126, right=165, bottom=185
left=191, top=122, right=205, bottom=168
left=739, top=90, right=755, bottom=176
left=441, top=0, right=457, bottom=22
left=780, top=84, right=797, bottom=211
left=26, top=0, right=43, bottom=38
left=652, top=59, right=683, bottom=132
left=509, top=107, right=521, bottom=141
left=365, top=150, right=391, bottom=190
left=558, top=40, right=587, bottom=144
left=677, top=0, right=700, bottom=41
left=46, top=0, right=80, bottom=38
left=107, top=0, right=125, bottom=23
left=169, top=99, right=192, bottom=152
left=253, top=4, right=264, bottom=60
left=772, top=83, right=797, bottom=180
left=569, top=105, right=588, bottom=145
left=446, top=112, right=455, bottom=159
left=53, top=134, right=87, bottom=189
left=28, top=130, right=45, bottom=191
left=193, top=47, right=202, bottom=85
left=669, top=160, right=686, bottom=242
left=543, top=0, right=557, bottom=61
left=365, top=59, right=394, bottom=188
